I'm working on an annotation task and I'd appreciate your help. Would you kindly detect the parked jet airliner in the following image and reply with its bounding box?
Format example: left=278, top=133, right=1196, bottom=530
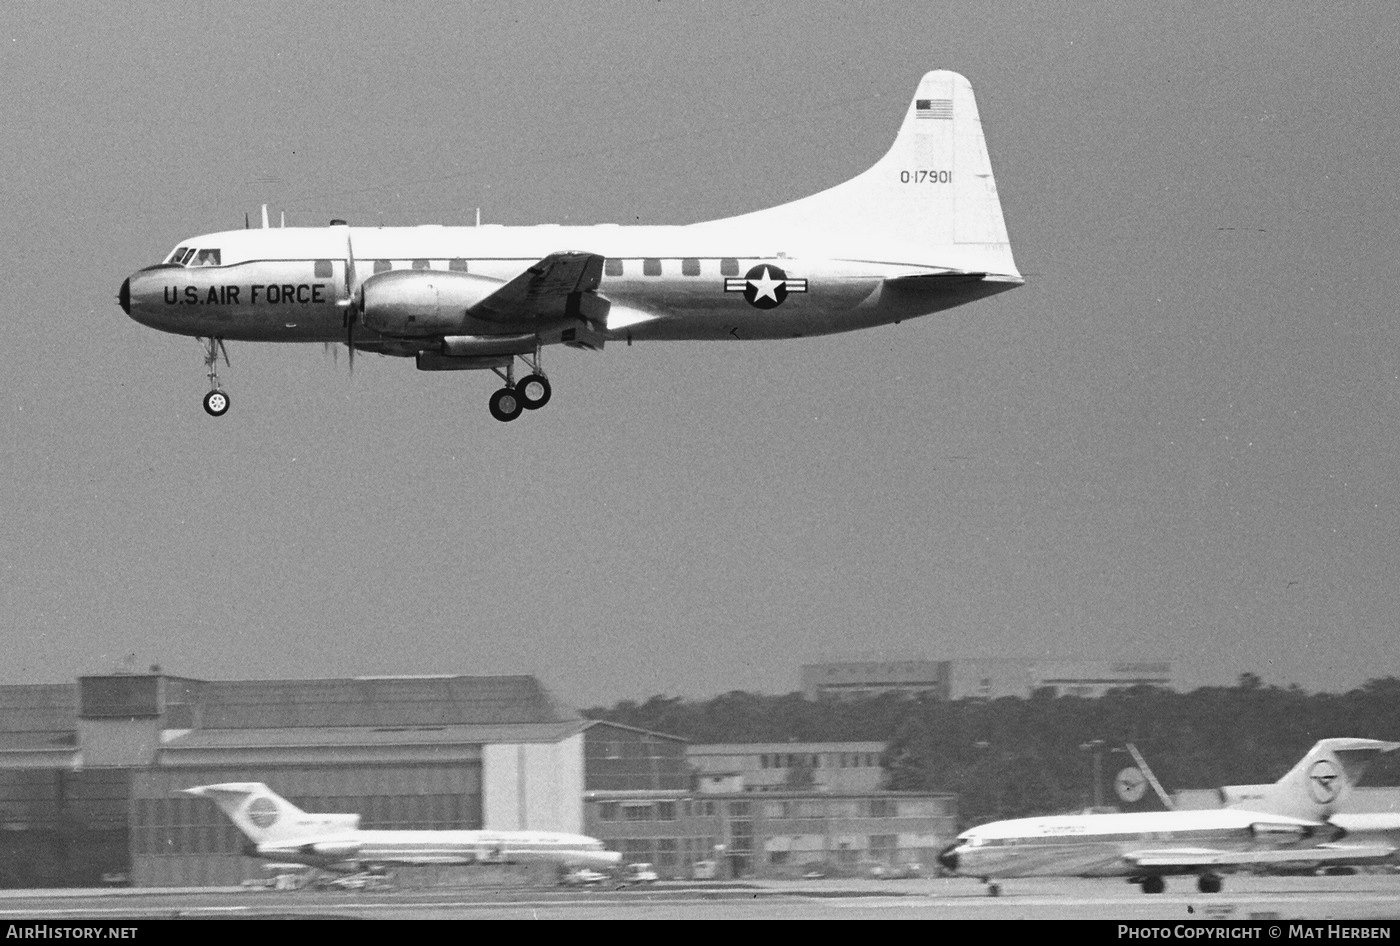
left=118, top=70, right=1021, bottom=420
left=936, top=738, right=1400, bottom=896
left=184, top=782, right=622, bottom=876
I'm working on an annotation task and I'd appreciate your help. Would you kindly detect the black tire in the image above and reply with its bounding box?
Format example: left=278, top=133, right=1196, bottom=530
left=517, top=374, right=552, bottom=410
left=203, top=390, right=230, bottom=417
left=489, top=387, right=522, bottom=422
left=1197, top=874, right=1222, bottom=894
left=1142, top=875, right=1165, bottom=894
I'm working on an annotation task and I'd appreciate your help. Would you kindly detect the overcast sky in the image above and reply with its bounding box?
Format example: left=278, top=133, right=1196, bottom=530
left=2, top=2, right=1397, bottom=709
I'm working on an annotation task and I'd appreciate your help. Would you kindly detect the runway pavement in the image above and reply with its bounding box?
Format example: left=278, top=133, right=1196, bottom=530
left=1, top=874, right=1397, bottom=921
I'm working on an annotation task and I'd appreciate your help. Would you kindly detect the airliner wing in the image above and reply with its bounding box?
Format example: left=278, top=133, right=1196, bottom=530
left=1127, top=845, right=1395, bottom=869
left=262, top=839, right=478, bottom=866
left=467, top=251, right=607, bottom=326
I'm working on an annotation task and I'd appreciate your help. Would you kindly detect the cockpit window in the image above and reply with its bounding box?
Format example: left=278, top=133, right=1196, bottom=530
left=191, top=249, right=221, bottom=267
left=178, top=248, right=197, bottom=265
left=165, top=246, right=191, bottom=264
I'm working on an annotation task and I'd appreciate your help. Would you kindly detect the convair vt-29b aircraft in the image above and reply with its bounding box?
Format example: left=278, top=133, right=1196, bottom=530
left=118, top=70, right=1021, bottom=420
left=937, top=738, right=1400, bottom=896
left=184, top=782, right=622, bottom=877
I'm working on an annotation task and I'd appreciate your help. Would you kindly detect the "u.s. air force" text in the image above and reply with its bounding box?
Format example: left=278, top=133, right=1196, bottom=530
left=163, top=284, right=330, bottom=305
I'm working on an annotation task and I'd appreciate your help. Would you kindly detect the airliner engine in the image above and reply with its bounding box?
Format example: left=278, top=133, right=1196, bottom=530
left=359, top=270, right=502, bottom=337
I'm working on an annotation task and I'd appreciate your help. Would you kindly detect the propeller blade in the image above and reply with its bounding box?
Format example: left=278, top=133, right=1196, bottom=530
left=337, top=225, right=358, bottom=375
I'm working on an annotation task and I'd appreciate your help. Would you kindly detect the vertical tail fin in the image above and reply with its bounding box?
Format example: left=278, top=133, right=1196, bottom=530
left=1108, top=743, right=1176, bottom=812
left=719, top=70, right=1019, bottom=276
left=1220, top=738, right=1400, bottom=819
left=182, top=782, right=314, bottom=846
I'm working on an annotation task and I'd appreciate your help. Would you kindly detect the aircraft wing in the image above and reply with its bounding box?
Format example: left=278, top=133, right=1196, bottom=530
left=262, top=845, right=477, bottom=866
left=1126, top=845, right=1396, bottom=869
left=467, top=251, right=608, bottom=327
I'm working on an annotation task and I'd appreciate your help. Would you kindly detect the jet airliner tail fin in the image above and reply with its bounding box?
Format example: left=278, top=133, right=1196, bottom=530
left=183, top=782, right=319, bottom=846
left=1220, top=738, right=1400, bottom=820
left=719, top=70, right=1019, bottom=276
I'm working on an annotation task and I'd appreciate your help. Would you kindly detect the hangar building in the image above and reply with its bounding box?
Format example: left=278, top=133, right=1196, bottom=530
left=0, top=671, right=586, bottom=887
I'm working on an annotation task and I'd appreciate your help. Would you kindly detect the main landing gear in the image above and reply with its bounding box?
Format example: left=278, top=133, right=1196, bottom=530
left=1133, top=873, right=1222, bottom=894
left=201, top=337, right=231, bottom=417
left=486, top=351, right=552, bottom=423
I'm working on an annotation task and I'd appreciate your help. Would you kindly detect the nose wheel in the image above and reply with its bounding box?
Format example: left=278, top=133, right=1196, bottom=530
left=200, top=337, right=231, bottom=417
left=203, top=390, right=230, bottom=416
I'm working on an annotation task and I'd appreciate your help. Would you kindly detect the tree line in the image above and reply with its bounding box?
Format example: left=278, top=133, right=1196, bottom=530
left=583, top=674, right=1400, bottom=825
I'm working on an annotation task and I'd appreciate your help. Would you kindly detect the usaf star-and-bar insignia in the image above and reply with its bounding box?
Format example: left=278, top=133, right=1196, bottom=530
left=724, top=264, right=808, bottom=310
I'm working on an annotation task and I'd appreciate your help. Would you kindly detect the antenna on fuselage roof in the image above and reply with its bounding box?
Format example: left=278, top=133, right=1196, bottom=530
left=244, top=211, right=249, bottom=230
left=476, top=207, right=481, bottom=226
left=280, top=210, right=286, bottom=228
left=261, top=204, right=269, bottom=229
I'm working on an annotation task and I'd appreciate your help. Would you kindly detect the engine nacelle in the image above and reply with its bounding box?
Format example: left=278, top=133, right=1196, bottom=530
left=1249, top=821, right=1341, bottom=843
left=307, top=840, right=364, bottom=859
left=359, top=270, right=501, bottom=337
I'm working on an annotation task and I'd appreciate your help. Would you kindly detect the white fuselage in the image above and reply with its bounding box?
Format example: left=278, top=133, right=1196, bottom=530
left=121, top=222, right=1019, bottom=350
left=260, top=827, right=622, bottom=871
left=941, top=809, right=1330, bottom=879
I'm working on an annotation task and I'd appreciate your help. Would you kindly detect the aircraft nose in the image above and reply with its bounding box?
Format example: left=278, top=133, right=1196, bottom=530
left=118, top=278, right=131, bottom=315
left=936, top=843, right=960, bottom=873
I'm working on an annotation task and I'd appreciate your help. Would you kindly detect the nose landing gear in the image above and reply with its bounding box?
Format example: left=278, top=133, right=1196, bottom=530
left=203, top=389, right=230, bottom=417
left=200, top=337, right=231, bottom=417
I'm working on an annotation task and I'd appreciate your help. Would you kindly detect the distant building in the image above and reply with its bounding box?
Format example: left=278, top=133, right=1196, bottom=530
left=802, top=659, right=1172, bottom=701
left=801, top=661, right=949, bottom=701
left=0, top=671, right=587, bottom=887
left=576, top=730, right=953, bottom=877
left=582, top=789, right=956, bottom=879
left=582, top=720, right=690, bottom=792
left=686, top=742, right=887, bottom=793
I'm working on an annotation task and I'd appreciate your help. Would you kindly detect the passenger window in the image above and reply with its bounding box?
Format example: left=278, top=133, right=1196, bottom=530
left=643, top=258, right=661, bottom=276
left=314, top=260, right=333, bottom=278
left=604, top=258, right=623, bottom=277
left=192, top=249, right=221, bottom=266
left=373, top=260, right=391, bottom=274
left=682, top=258, right=700, bottom=276
left=449, top=258, right=469, bottom=272
left=412, top=259, right=430, bottom=270
left=720, top=258, right=739, bottom=276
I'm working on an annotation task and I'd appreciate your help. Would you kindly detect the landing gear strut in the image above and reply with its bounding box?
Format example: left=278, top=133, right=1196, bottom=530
left=201, top=337, right=230, bottom=416
left=487, top=348, right=552, bottom=423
